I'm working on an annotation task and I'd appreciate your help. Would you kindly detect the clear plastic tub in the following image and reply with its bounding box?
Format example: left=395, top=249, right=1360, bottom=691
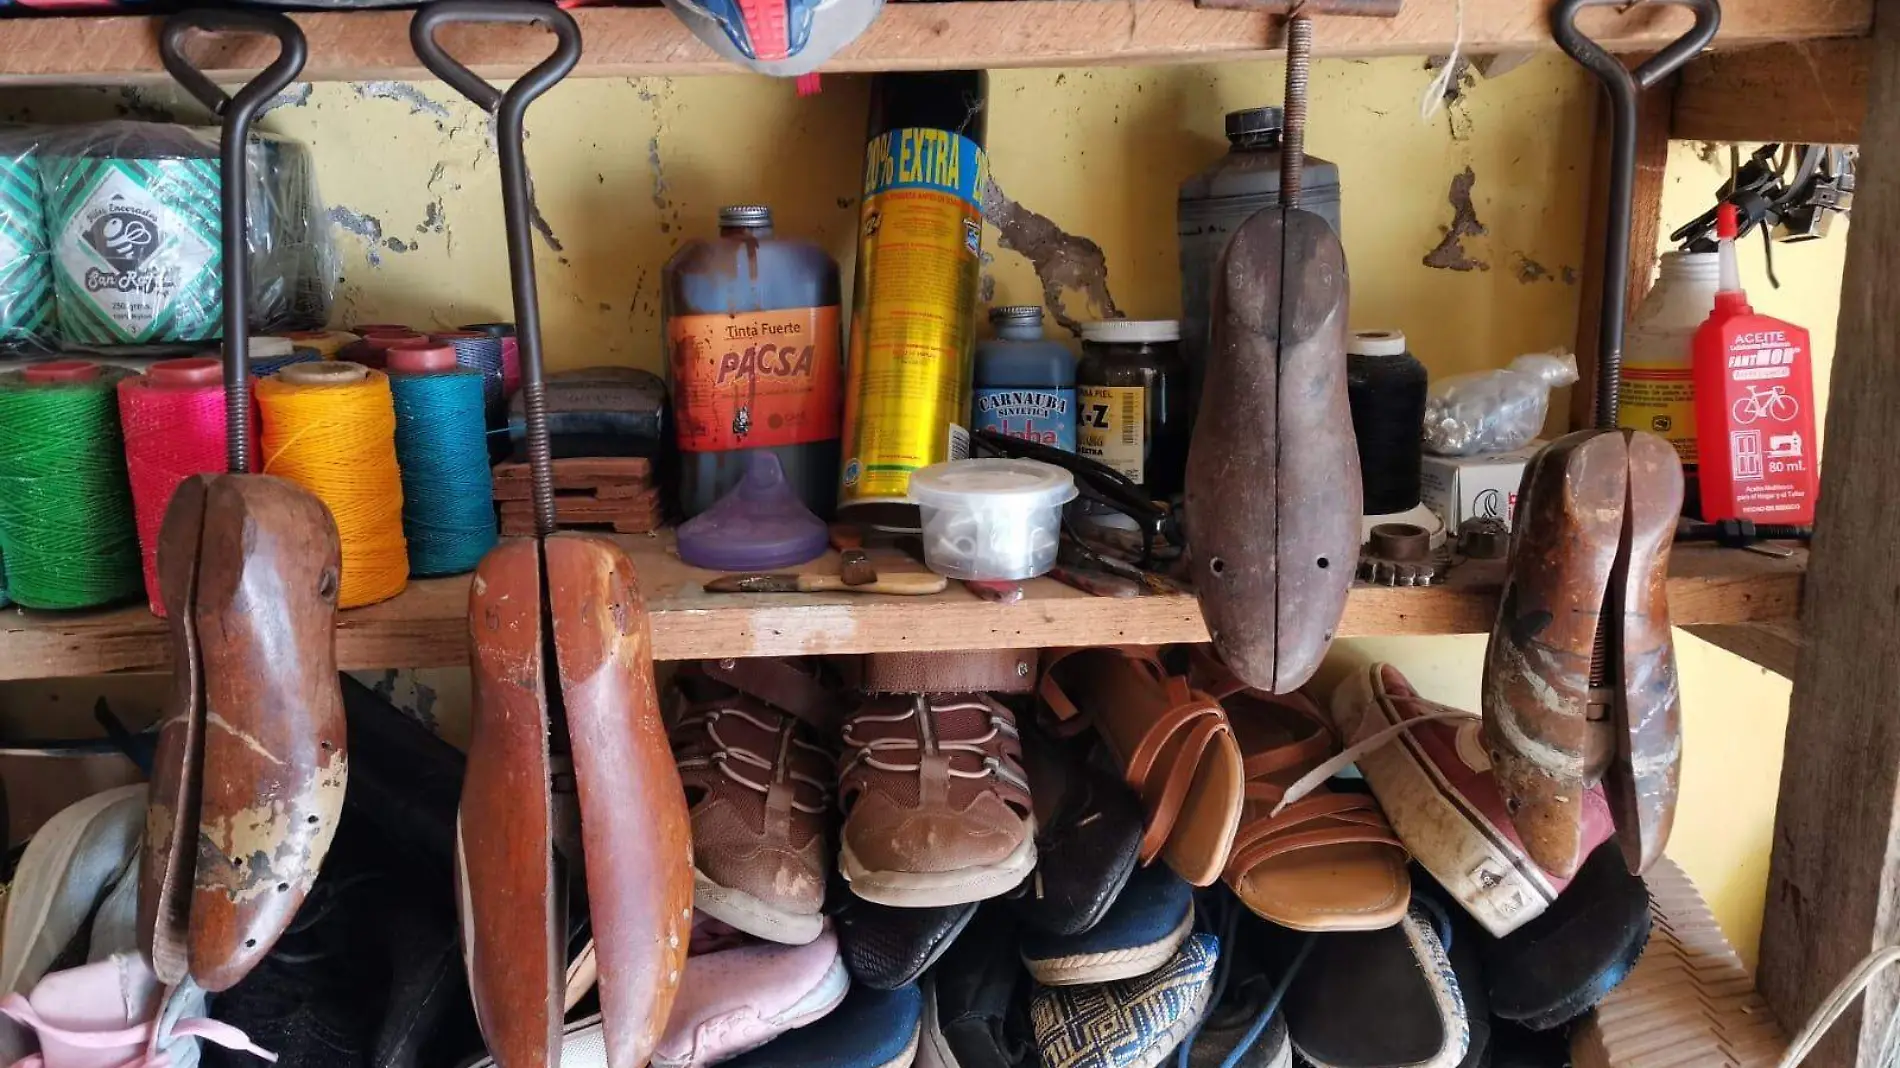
left=909, top=459, right=1077, bottom=581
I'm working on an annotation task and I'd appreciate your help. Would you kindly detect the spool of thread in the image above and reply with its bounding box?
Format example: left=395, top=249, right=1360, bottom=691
left=386, top=340, right=498, bottom=577
left=349, top=322, right=411, bottom=336
left=1346, top=330, right=1430, bottom=516
left=257, top=361, right=409, bottom=608
left=248, top=336, right=321, bottom=379
left=341, top=328, right=424, bottom=371
left=431, top=330, right=506, bottom=411
left=461, top=322, right=521, bottom=398
left=0, top=360, right=141, bottom=609
left=118, top=356, right=228, bottom=614
left=279, top=329, right=358, bottom=359
left=0, top=546, right=9, bottom=608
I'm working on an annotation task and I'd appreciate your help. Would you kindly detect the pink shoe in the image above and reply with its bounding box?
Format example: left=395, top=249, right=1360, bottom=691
left=652, top=919, right=850, bottom=1068
left=1327, top=662, right=1614, bottom=937
left=0, top=954, right=273, bottom=1068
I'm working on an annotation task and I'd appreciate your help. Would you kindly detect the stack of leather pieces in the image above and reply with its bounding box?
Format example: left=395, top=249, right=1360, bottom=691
left=492, top=456, right=662, bottom=537
left=1571, top=858, right=1787, bottom=1067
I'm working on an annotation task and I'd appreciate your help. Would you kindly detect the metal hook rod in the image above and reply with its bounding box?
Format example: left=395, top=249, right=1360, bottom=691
left=411, top=0, right=582, bottom=538
left=1552, top=0, right=1720, bottom=430
left=159, top=11, right=308, bottom=474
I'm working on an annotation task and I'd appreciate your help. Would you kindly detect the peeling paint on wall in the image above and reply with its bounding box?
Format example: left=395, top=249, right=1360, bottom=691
left=982, top=176, right=1120, bottom=334
left=329, top=206, right=388, bottom=267
left=353, top=82, right=452, bottom=122
left=1515, top=254, right=1552, bottom=284
left=261, top=84, right=314, bottom=118
left=1424, top=167, right=1489, bottom=273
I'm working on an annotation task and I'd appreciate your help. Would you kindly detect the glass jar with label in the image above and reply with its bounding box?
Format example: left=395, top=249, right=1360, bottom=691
left=1076, top=320, right=1189, bottom=499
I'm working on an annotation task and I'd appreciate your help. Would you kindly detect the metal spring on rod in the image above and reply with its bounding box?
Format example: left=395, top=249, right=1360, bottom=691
left=520, top=380, right=555, bottom=536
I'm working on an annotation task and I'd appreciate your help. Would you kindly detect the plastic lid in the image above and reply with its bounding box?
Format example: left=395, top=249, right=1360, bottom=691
left=24, top=360, right=100, bottom=383
left=351, top=323, right=411, bottom=336
left=675, top=452, right=829, bottom=571
left=1348, top=330, right=1408, bottom=357
left=251, top=337, right=295, bottom=361
left=148, top=357, right=222, bottom=388
left=364, top=330, right=425, bottom=349
left=908, top=459, right=1078, bottom=511
left=719, top=205, right=773, bottom=228
left=460, top=322, right=516, bottom=337
left=1717, top=203, right=1740, bottom=241
left=1080, top=320, right=1179, bottom=344
left=431, top=330, right=485, bottom=341
left=989, top=305, right=1044, bottom=327
left=387, top=340, right=459, bottom=374
left=280, top=361, right=370, bottom=386
left=1226, top=106, right=1285, bottom=141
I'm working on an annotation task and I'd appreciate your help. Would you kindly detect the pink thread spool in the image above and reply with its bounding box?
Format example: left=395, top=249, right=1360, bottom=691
left=116, top=357, right=230, bottom=615
left=342, top=328, right=425, bottom=370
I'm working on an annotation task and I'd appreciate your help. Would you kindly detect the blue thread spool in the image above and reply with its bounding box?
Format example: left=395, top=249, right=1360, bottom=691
left=385, top=340, right=498, bottom=576
left=248, top=337, right=322, bottom=379
left=434, top=329, right=509, bottom=463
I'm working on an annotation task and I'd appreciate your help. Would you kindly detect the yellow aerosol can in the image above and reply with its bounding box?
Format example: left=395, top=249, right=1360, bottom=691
left=838, top=71, right=989, bottom=529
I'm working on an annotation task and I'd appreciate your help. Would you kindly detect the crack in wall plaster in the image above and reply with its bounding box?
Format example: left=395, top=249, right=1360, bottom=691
left=981, top=176, right=1120, bottom=335
left=328, top=206, right=387, bottom=267
left=1424, top=167, right=1489, bottom=272
left=260, top=84, right=313, bottom=119
left=353, top=82, right=451, bottom=120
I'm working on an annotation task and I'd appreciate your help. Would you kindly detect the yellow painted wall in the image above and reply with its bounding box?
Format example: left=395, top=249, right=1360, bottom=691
left=0, top=60, right=1849, bottom=972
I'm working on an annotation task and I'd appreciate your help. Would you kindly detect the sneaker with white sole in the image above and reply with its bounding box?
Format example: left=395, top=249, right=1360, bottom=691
left=652, top=918, right=850, bottom=1068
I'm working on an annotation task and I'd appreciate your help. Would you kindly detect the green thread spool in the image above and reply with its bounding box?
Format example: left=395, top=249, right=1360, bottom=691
left=0, top=361, right=141, bottom=609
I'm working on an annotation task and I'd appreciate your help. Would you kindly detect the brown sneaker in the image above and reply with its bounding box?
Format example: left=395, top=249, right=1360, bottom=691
left=838, top=651, right=1037, bottom=908
left=672, top=659, right=839, bottom=945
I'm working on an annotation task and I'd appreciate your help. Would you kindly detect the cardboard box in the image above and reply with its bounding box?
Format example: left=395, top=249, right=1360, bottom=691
left=1420, top=442, right=1541, bottom=532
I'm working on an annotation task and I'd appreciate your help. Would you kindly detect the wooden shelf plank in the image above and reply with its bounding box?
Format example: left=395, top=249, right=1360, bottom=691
left=0, top=0, right=1869, bottom=86
left=0, top=536, right=1805, bottom=680
left=1685, top=621, right=1803, bottom=677
left=1674, top=39, right=1869, bottom=144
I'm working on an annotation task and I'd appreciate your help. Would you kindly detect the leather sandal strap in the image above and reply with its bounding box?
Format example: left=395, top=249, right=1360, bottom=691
left=700, top=657, right=839, bottom=734
left=1130, top=714, right=1228, bottom=863
left=1228, top=823, right=1406, bottom=876
left=1241, top=733, right=1335, bottom=780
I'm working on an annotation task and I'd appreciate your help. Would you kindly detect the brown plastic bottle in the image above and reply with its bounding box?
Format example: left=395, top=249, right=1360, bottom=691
left=663, top=205, right=844, bottom=519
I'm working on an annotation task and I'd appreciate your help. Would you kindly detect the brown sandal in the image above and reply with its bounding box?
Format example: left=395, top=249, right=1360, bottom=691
left=1038, top=646, right=1244, bottom=886
left=1190, top=648, right=1411, bottom=931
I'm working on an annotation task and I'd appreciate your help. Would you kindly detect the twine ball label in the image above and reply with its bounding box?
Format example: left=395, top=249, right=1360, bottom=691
left=49, top=159, right=220, bottom=344
left=0, top=155, right=53, bottom=342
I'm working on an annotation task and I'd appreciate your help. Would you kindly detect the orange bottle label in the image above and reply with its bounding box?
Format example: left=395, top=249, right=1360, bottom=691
left=668, top=306, right=842, bottom=451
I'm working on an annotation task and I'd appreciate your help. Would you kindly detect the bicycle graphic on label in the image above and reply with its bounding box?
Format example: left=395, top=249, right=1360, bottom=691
left=1731, top=384, right=1801, bottom=426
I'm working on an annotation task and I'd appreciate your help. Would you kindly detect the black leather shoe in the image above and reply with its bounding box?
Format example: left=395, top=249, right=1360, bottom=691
left=1482, top=842, right=1651, bottom=1031
left=834, top=877, right=977, bottom=991
left=926, top=906, right=1034, bottom=1068
left=1014, top=731, right=1143, bottom=937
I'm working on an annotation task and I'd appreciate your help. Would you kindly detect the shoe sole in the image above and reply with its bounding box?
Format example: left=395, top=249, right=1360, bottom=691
left=773, top=955, right=852, bottom=1028
left=840, top=822, right=1036, bottom=908
left=1023, top=907, right=1195, bottom=986
left=916, top=976, right=957, bottom=1068
left=694, top=868, right=825, bottom=946
left=1335, top=667, right=1558, bottom=938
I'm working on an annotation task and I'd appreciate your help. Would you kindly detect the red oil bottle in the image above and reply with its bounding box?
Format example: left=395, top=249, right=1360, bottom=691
left=1692, top=204, right=1818, bottom=525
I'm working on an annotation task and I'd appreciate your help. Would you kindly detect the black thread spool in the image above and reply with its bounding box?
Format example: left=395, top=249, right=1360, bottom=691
left=1347, top=330, right=1429, bottom=517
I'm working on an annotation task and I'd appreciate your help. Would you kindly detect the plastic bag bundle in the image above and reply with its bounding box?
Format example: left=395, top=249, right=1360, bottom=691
left=1424, top=350, right=1580, bottom=456
left=34, top=121, right=332, bottom=347
left=0, top=127, right=55, bottom=345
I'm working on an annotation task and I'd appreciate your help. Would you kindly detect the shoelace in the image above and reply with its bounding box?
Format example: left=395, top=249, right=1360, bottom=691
left=841, top=697, right=1030, bottom=792
left=677, top=706, right=830, bottom=814
left=0, top=992, right=276, bottom=1068
left=1775, top=946, right=1900, bottom=1067
left=1268, top=709, right=1478, bottom=819
left=1173, top=890, right=1314, bottom=1068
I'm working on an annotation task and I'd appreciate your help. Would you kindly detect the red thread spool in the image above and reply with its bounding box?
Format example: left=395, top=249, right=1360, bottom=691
left=25, top=360, right=101, bottom=384
left=343, top=329, right=425, bottom=370
left=388, top=340, right=459, bottom=375
left=117, top=356, right=233, bottom=615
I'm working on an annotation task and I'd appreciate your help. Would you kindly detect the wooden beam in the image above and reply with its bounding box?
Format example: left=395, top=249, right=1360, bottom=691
left=1685, top=621, right=1802, bottom=677
left=1757, top=0, right=1900, bottom=1061
left=1570, top=69, right=1676, bottom=431
left=1674, top=40, right=1869, bottom=144
left=0, top=0, right=1869, bottom=86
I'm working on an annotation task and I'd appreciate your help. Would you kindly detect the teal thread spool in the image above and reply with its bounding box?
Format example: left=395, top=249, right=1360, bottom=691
left=0, top=361, right=141, bottom=609
left=386, top=341, right=497, bottom=576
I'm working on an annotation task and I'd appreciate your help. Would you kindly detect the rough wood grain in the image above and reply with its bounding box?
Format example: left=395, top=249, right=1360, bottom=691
left=1685, top=621, right=1802, bottom=677
left=1571, top=68, right=1676, bottom=432
left=0, top=0, right=1869, bottom=85
left=1674, top=40, right=1869, bottom=144
left=1757, top=1, right=1900, bottom=1060
left=0, top=537, right=1805, bottom=678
